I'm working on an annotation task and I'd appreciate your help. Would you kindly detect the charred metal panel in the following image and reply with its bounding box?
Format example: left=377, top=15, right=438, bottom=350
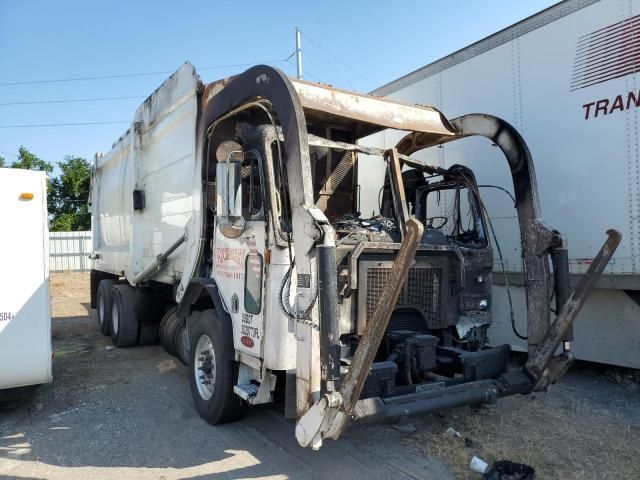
left=291, top=79, right=456, bottom=139
left=396, top=114, right=559, bottom=354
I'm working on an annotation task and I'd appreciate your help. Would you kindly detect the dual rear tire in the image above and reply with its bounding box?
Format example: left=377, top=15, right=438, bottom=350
left=110, top=284, right=139, bottom=347
left=95, top=279, right=244, bottom=424
left=96, top=279, right=116, bottom=336
left=94, top=280, right=145, bottom=347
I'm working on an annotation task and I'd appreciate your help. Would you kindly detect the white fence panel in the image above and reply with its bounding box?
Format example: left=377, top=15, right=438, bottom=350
left=49, top=231, right=93, bottom=272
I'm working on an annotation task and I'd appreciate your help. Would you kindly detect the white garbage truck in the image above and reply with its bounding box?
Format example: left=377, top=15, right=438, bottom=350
left=0, top=168, right=52, bottom=392
left=89, top=62, right=618, bottom=449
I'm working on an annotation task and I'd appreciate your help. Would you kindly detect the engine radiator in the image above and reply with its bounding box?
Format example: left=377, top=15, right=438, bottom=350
left=357, top=256, right=449, bottom=333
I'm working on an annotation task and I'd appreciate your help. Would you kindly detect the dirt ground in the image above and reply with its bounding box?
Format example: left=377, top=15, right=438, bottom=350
left=1, top=272, right=639, bottom=479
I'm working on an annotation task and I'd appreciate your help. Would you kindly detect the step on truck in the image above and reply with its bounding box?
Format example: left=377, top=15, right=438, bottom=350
left=89, top=62, right=619, bottom=449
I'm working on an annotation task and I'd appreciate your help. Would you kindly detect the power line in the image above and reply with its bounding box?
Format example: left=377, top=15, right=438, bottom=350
left=301, top=32, right=376, bottom=86
left=285, top=57, right=324, bottom=83
left=0, top=59, right=288, bottom=87
left=0, top=121, right=130, bottom=129
left=0, top=95, right=145, bottom=106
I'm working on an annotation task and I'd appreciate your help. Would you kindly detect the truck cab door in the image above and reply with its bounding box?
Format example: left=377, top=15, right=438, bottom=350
left=212, top=151, right=267, bottom=358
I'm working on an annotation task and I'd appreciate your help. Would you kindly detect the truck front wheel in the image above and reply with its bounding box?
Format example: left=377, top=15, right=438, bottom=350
left=111, top=285, right=139, bottom=347
left=188, top=309, right=245, bottom=424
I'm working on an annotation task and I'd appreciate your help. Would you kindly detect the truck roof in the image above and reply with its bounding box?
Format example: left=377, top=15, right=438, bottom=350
left=106, top=61, right=457, bottom=153
left=201, top=71, right=456, bottom=140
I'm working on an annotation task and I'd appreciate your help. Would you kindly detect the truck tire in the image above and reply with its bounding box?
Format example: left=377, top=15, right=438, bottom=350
left=138, top=321, right=159, bottom=345
left=111, top=285, right=139, bottom=347
left=174, top=323, right=189, bottom=366
left=135, top=290, right=167, bottom=345
left=159, top=307, right=180, bottom=356
left=189, top=309, right=245, bottom=424
left=96, top=279, right=116, bottom=336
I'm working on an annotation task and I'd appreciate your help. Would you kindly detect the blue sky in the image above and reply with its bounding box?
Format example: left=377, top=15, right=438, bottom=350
left=0, top=0, right=556, bottom=168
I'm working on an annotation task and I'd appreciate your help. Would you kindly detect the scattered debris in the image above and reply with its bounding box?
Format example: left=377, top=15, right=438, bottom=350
left=105, top=346, right=114, bottom=351
left=333, top=214, right=400, bottom=243
left=393, top=416, right=416, bottom=433
left=465, top=436, right=481, bottom=448
left=470, top=456, right=536, bottom=479
left=470, top=456, right=489, bottom=474
left=445, top=427, right=462, bottom=438
left=482, top=460, right=535, bottom=480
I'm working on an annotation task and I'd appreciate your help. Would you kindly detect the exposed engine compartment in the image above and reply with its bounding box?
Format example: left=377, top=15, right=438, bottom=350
left=310, top=152, right=499, bottom=398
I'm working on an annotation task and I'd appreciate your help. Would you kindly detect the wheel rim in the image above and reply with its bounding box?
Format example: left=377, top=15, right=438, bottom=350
left=195, top=335, right=216, bottom=400
left=112, top=299, right=119, bottom=335
left=98, top=293, right=105, bottom=327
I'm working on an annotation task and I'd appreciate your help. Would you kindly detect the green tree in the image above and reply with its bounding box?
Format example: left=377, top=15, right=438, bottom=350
left=49, top=155, right=91, bottom=231
left=3, top=146, right=91, bottom=231
left=10, top=146, right=53, bottom=174
left=7, top=146, right=56, bottom=214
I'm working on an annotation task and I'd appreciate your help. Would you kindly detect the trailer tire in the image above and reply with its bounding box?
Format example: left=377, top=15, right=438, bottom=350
left=96, top=279, right=116, bottom=336
left=111, top=285, right=139, bottom=347
left=189, top=308, right=245, bottom=424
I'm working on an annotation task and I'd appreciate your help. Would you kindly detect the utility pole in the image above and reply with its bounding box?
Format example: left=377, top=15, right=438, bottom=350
left=295, top=27, right=303, bottom=79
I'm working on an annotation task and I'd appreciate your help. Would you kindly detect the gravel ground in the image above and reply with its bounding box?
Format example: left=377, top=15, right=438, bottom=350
left=0, top=272, right=638, bottom=479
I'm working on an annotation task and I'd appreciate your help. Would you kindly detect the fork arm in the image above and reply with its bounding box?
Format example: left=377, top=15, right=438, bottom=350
left=295, top=216, right=424, bottom=449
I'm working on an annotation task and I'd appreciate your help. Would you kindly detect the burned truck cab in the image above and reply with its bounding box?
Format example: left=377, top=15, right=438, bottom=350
left=333, top=161, right=503, bottom=399
left=188, top=64, right=618, bottom=449
left=386, top=165, right=493, bottom=345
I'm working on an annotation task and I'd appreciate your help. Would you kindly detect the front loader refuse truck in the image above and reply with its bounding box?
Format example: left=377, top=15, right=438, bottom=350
left=89, top=62, right=619, bottom=449
left=0, top=168, right=52, bottom=392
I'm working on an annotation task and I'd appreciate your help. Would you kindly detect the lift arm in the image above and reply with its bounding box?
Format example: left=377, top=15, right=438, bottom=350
left=526, top=229, right=621, bottom=390
left=295, top=215, right=424, bottom=449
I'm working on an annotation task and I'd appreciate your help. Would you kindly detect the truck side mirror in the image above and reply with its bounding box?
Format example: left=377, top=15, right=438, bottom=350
left=216, top=156, right=245, bottom=237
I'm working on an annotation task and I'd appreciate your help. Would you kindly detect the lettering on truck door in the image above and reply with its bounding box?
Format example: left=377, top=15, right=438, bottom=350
left=213, top=153, right=266, bottom=357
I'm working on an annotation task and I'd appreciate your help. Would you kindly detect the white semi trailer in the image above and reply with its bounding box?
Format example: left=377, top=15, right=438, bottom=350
left=90, top=62, right=618, bottom=448
left=368, top=0, right=640, bottom=369
left=0, top=168, right=52, bottom=391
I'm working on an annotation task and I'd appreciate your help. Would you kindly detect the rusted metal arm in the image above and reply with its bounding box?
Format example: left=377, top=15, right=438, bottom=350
left=386, top=149, right=410, bottom=237
left=295, top=218, right=424, bottom=448
left=395, top=114, right=557, bottom=355
left=525, top=229, right=622, bottom=390
left=339, top=217, right=424, bottom=416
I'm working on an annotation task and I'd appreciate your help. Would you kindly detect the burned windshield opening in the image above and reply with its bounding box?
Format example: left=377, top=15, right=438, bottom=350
left=379, top=165, right=487, bottom=248
left=414, top=180, right=487, bottom=248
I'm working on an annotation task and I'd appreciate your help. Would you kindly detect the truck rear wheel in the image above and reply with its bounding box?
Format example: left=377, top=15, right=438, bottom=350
left=159, top=306, right=180, bottom=356
left=174, top=323, right=189, bottom=366
left=188, top=309, right=245, bottom=424
left=96, top=279, right=116, bottom=336
left=111, top=285, right=139, bottom=347
left=135, top=290, right=167, bottom=345
left=138, top=320, right=159, bottom=345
